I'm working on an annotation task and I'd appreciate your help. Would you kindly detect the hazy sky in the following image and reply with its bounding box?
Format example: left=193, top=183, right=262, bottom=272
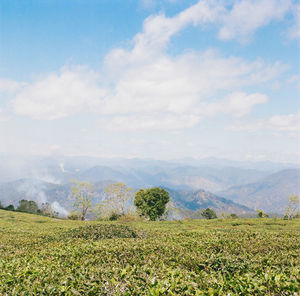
left=0, top=0, right=299, bottom=162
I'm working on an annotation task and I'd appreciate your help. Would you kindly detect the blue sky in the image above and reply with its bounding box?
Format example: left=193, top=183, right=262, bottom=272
left=0, top=0, right=299, bottom=162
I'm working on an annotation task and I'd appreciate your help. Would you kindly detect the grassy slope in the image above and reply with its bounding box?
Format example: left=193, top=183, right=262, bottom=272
left=0, top=209, right=299, bottom=295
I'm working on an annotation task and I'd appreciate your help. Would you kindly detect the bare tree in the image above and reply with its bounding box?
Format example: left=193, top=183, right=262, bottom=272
left=103, top=183, right=134, bottom=217
left=70, top=180, right=94, bottom=220
left=284, top=195, right=299, bottom=220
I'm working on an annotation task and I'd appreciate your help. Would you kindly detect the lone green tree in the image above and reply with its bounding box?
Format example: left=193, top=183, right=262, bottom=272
left=284, top=195, right=299, bottom=220
left=134, top=187, right=170, bottom=221
left=201, top=208, right=217, bottom=219
left=70, top=181, right=94, bottom=220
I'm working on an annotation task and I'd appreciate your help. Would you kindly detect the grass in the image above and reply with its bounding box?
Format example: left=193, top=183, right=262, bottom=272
left=0, top=209, right=299, bottom=295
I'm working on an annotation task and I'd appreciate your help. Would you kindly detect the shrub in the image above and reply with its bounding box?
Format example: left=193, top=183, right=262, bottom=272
left=109, top=212, right=122, bottom=221
left=230, top=213, right=239, bottom=219
left=62, top=224, right=138, bottom=240
left=5, top=205, right=15, bottom=211
left=67, top=212, right=81, bottom=220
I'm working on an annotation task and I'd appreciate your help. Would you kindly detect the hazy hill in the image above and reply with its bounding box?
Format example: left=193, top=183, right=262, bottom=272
left=76, top=164, right=269, bottom=192
left=167, top=188, right=253, bottom=215
left=219, top=169, right=300, bottom=214
left=0, top=178, right=253, bottom=217
left=0, top=156, right=287, bottom=191
left=155, top=166, right=268, bottom=192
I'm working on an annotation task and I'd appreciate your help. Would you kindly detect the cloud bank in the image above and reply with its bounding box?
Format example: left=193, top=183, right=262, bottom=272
left=0, top=0, right=297, bottom=132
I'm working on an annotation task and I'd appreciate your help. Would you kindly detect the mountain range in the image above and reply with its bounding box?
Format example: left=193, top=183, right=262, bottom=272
left=219, top=169, right=300, bottom=214
left=0, top=156, right=299, bottom=216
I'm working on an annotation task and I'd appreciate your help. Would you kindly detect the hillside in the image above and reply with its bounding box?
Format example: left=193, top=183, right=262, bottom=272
left=0, top=209, right=299, bottom=295
left=219, top=169, right=300, bottom=214
left=0, top=178, right=253, bottom=217
left=168, top=188, right=253, bottom=215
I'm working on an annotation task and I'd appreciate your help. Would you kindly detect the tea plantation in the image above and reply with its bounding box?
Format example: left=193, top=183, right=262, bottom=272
left=0, top=209, right=299, bottom=295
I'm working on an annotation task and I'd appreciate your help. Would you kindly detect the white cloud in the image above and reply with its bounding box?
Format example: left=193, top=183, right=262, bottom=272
left=9, top=0, right=285, bottom=130
left=227, top=120, right=265, bottom=132
left=129, top=0, right=224, bottom=57
left=289, top=4, right=300, bottom=39
left=204, top=92, right=268, bottom=117
left=12, top=66, right=106, bottom=120
left=0, top=108, right=9, bottom=122
left=99, top=50, right=279, bottom=116
left=287, top=75, right=300, bottom=89
left=218, top=0, right=292, bottom=41
left=0, top=78, right=26, bottom=93
left=228, top=111, right=300, bottom=134
left=269, top=111, right=300, bottom=132
left=98, top=113, right=201, bottom=131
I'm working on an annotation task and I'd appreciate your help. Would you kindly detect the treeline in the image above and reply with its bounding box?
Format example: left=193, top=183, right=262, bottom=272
left=0, top=199, right=59, bottom=217
left=69, top=181, right=171, bottom=221
left=1, top=181, right=298, bottom=221
left=68, top=181, right=239, bottom=221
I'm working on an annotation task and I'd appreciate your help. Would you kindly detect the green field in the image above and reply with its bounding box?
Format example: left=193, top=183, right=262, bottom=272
left=0, top=209, right=299, bottom=295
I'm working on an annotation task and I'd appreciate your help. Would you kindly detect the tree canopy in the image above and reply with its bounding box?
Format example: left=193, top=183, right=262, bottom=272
left=103, top=183, right=134, bottom=217
left=70, top=180, right=94, bottom=220
left=134, top=187, right=170, bottom=221
left=16, top=200, right=39, bottom=214
left=201, top=208, right=217, bottom=219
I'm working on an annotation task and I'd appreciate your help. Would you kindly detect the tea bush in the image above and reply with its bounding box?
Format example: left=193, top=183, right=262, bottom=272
left=61, top=224, right=138, bottom=240
left=0, top=209, right=299, bottom=295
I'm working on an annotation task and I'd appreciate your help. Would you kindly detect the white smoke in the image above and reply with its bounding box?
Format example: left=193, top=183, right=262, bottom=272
left=17, top=180, right=48, bottom=203
left=59, top=162, right=65, bottom=173
left=51, top=201, right=69, bottom=217
left=37, top=174, right=61, bottom=184
left=16, top=179, right=69, bottom=217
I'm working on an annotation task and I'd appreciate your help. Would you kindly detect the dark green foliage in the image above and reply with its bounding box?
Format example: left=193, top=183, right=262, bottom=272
left=5, top=204, right=15, bottom=211
left=257, top=210, right=269, bottom=218
left=201, top=208, right=217, bottom=219
left=230, top=213, right=239, bottom=219
left=62, top=224, right=137, bottom=240
left=16, top=199, right=39, bottom=214
left=0, top=201, right=3, bottom=209
left=134, top=187, right=170, bottom=221
left=109, top=212, right=122, bottom=221
left=67, top=212, right=81, bottom=220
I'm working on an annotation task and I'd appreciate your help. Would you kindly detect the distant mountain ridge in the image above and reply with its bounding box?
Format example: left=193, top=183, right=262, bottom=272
left=167, top=188, right=253, bottom=215
left=219, top=169, right=300, bottom=214
left=0, top=156, right=299, bottom=216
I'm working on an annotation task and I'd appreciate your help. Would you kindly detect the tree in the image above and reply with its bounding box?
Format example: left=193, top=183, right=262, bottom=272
left=103, top=183, right=134, bottom=217
left=256, top=209, right=268, bottom=218
left=17, top=200, right=39, bottom=214
left=5, top=205, right=15, bottom=211
left=70, top=181, right=94, bottom=220
left=0, top=201, right=3, bottom=209
left=229, top=213, right=239, bottom=219
left=201, top=208, right=217, bottom=219
left=134, top=187, right=170, bottom=221
left=284, top=195, right=299, bottom=220
left=40, top=202, right=58, bottom=217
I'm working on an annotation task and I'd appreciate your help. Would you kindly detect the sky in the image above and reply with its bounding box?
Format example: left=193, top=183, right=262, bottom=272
left=0, top=0, right=299, bottom=163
